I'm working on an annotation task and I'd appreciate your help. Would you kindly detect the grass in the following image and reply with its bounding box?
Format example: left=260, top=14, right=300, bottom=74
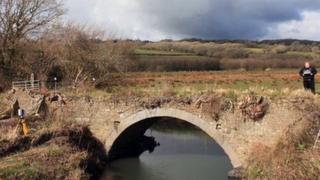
left=134, top=48, right=193, bottom=56
left=0, top=139, right=90, bottom=180
left=0, top=150, right=45, bottom=179
left=117, top=70, right=318, bottom=94
left=132, top=55, right=220, bottom=72
left=0, top=93, right=5, bottom=101
left=245, top=100, right=320, bottom=180
left=286, top=51, right=317, bottom=58
left=3, top=70, right=318, bottom=99
left=136, top=54, right=211, bottom=61
left=73, top=70, right=320, bottom=101
left=47, top=146, right=65, bottom=157
left=247, top=165, right=266, bottom=178
left=245, top=47, right=265, bottom=54
left=0, top=161, right=43, bottom=179
left=136, top=47, right=317, bottom=59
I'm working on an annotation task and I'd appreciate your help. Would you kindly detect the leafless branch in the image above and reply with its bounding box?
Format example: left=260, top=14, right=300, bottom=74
left=0, top=0, right=64, bottom=64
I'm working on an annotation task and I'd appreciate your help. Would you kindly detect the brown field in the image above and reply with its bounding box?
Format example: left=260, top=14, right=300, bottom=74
left=124, top=70, right=301, bottom=83
left=112, top=70, right=316, bottom=94
left=80, top=70, right=320, bottom=99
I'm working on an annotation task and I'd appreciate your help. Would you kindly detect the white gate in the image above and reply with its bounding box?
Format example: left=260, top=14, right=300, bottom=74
left=12, top=80, right=40, bottom=91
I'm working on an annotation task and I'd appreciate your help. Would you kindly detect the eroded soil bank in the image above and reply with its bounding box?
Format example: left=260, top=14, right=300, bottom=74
left=0, top=125, right=107, bottom=180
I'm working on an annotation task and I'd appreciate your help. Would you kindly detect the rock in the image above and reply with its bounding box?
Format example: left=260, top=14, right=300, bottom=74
left=11, top=100, right=20, bottom=117
left=0, top=99, right=20, bottom=120
left=238, top=94, right=269, bottom=121
left=142, top=98, right=162, bottom=109
left=48, top=93, right=66, bottom=105
left=35, top=96, right=48, bottom=118
left=1, top=89, right=50, bottom=120
left=139, top=97, right=183, bottom=109
left=228, top=166, right=245, bottom=180
left=194, top=93, right=227, bottom=121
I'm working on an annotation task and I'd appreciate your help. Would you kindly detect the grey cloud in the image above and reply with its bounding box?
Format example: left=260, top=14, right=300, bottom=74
left=65, top=0, right=320, bottom=40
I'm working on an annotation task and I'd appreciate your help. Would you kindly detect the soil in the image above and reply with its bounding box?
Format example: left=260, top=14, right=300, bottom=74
left=0, top=125, right=107, bottom=180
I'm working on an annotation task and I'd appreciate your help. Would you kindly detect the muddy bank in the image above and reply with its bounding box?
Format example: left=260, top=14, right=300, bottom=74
left=0, top=125, right=107, bottom=180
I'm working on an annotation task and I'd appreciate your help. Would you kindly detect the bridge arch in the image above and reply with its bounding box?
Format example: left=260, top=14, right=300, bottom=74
left=105, top=108, right=242, bottom=168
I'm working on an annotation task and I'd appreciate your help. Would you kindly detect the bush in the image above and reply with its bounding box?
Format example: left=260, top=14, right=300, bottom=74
left=271, top=45, right=288, bottom=54
left=132, top=56, right=221, bottom=72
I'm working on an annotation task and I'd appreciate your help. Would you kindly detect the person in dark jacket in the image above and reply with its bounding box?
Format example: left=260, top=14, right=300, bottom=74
left=299, top=62, right=317, bottom=94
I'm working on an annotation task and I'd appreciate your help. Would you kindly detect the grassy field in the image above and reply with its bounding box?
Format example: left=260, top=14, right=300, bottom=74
left=122, top=70, right=304, bottom=87
left=244, top=47, right=264, bottom=53
left=2, top=69, right=314, bottom=99
left=135, top=54, right=212, bottom=62
left=83, top=70, right=320, bottom=100
left=136, top=46, right=319, bottom=59
left=128, top=47, right=310, bottom=86
left=134, top=49, right=193, bottom=56
left=286, top=51, right=316, bottom=58
left=130, top=46, right=320, bottom=73
left=132, top=48, right=220, bottom=72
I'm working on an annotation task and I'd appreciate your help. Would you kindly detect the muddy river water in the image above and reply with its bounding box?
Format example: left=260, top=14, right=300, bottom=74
left=102, top=120, right=233, bottom=180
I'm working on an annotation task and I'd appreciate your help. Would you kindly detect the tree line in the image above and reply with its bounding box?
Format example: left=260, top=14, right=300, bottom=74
left=0, top=0, right=134, bottom=90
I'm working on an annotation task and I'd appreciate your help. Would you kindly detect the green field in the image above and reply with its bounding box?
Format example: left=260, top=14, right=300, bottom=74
left=134, top=49, right=193, bottom=56
left=245, top=47, right=265, bottom=54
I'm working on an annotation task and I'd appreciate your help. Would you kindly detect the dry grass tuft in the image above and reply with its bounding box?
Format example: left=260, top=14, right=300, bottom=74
left=246, top=105, right=320, bottom=179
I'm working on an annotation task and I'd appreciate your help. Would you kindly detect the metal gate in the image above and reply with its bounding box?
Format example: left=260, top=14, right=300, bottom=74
left=12, top=80, right=40, bottom=91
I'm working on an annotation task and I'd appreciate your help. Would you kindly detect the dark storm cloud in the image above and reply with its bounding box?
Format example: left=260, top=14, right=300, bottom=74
left=133, top=0, right=320, bottom=39
left=65, top=0, right=320, bottom=40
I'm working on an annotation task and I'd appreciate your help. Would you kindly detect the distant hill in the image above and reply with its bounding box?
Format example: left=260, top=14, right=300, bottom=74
left=173, top=38, right=320, bottom=46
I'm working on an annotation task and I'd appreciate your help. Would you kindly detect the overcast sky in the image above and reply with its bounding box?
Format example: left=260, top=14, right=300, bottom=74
left=64, top=0, right=320, bottom=41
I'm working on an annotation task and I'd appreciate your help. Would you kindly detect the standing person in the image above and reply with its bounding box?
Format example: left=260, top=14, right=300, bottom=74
left=299, top=62, right=317, bottom=94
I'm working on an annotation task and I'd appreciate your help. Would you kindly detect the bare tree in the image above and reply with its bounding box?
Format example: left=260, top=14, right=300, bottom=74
left=47, top=23, right=135, bottom=88
left=0, top=0, right=64, bottom=65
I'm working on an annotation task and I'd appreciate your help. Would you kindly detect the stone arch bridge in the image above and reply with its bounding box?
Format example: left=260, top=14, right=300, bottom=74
left=67, top=94, right=300, bottom=172
left=2, top=90, right=308, bottom=173
left=105, top=108, right=242, bottom=168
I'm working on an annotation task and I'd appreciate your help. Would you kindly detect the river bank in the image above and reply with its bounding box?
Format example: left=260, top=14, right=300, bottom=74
left=0, top=125, right=107, bottom=179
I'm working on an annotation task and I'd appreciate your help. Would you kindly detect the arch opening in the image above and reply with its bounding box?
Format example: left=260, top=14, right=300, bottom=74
left=105, top=116, right=236, bottom=179
left=108, top=117, right=231, bottom=166
left=108, top=117, right=161, bottom=161
left=106, top=108, right=242, bottom=168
